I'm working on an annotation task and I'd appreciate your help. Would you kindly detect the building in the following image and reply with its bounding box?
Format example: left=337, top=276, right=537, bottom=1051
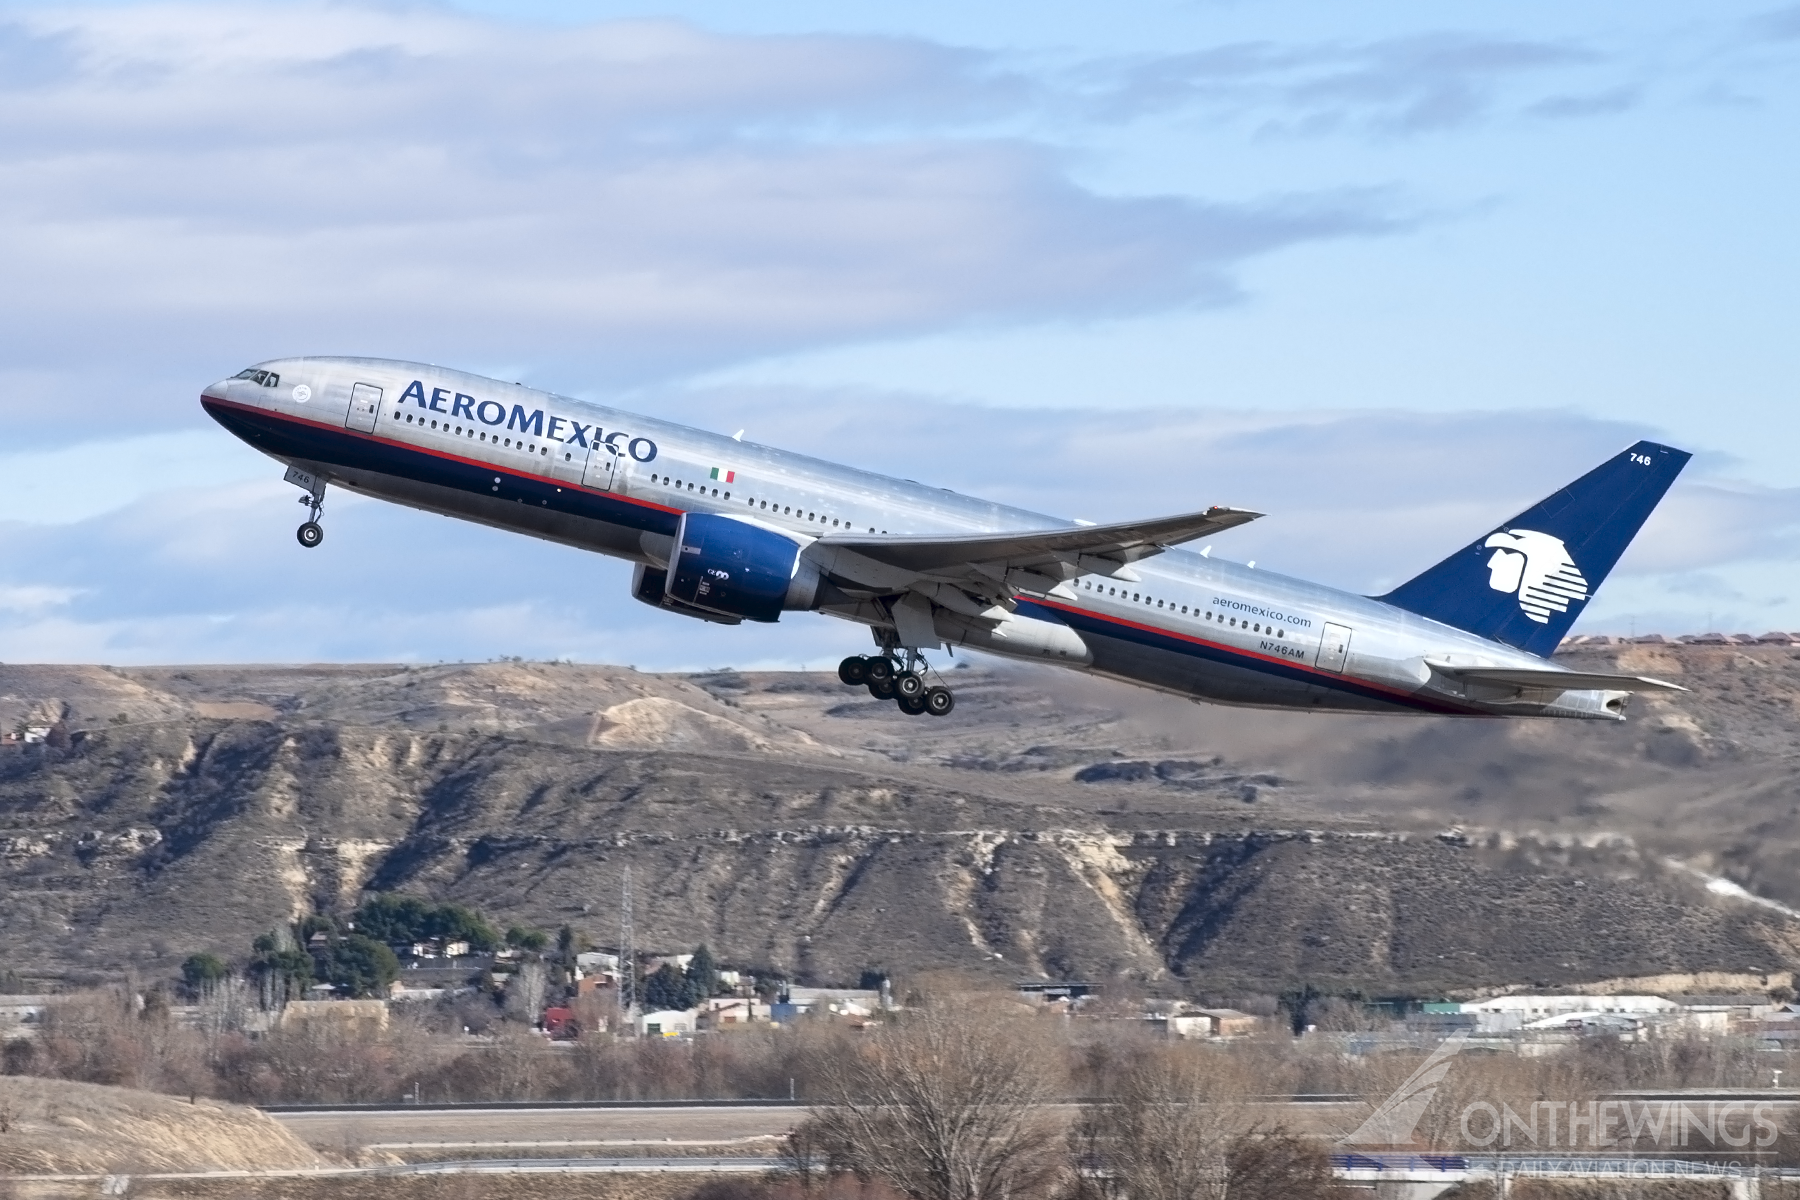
left=699, top=998, right=768, bottom=1029
left=1456, top=995, right=1677, bottom=1034
left=637, top=1009, right=695, bottom=1038
left=1163, top=1008, right=1261, bottom=1040
left=278, top=999, right=389, bottom=1035
left=0, top=995, right=50, bottom=1040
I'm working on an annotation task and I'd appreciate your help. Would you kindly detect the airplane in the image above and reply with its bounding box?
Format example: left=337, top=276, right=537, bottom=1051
left=202, top=358, right=1689, bottom=721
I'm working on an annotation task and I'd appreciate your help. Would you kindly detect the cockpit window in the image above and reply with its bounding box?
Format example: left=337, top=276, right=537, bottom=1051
left=233, top=368, right=280, bottom=387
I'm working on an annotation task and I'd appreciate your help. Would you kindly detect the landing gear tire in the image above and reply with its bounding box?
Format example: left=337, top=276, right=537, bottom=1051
left=865, top=656, right=897, bottom=684
left=897, top=691, right=929, bottom=716
left=896, top=672, right=925, bottom=699
left=838, top=656, right=870, bottom=686
left=924, top=686, right=954, bottom=717
left=296, top=521, right=324, bottom=549
left=867, top=675, right=898, bottom=701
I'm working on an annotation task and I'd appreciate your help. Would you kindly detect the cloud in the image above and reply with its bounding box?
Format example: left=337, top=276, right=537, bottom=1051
left=1074, top=32, right=1620, bottom=135
left=1750, top=5, right=1800, bottom=41
left=0, top=2, right=1407, bottom=437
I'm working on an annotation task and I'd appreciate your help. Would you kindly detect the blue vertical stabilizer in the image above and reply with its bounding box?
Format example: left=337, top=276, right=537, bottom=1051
left=1377, top=441, right=1689, bottom=655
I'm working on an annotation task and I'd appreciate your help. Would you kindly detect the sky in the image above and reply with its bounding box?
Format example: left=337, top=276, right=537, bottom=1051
left=0, top=0, right=1795, bottom=668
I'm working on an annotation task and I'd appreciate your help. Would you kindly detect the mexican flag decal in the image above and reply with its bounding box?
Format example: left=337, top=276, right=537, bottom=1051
left=709, top=467, right=736, bottom=483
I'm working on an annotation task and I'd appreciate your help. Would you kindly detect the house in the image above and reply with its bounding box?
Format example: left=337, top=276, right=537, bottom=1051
left=1163, top=1008, right=1260, bottom=1040
left=636, top=1009, right=695, bottom=1038
left=278, top=999, right=389, bottom=1035
left=543, top=1006, right=577, bottom=1038
left=699, top=998, right=767, bottom=1029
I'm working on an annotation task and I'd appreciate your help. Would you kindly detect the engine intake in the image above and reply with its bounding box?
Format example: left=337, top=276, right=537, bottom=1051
left=660, top=512, right=819, bottom=623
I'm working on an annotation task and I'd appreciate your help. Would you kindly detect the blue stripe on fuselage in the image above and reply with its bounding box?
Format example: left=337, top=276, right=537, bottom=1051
left=203, top=397, right=680, bottom=540
left=1018, top=598, right=1485, bottom=717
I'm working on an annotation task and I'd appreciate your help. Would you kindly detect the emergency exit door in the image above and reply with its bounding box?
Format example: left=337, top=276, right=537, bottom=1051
left=345, top=383, right=382, bottom=434
left=1316, top=622, right=1353, bottom=673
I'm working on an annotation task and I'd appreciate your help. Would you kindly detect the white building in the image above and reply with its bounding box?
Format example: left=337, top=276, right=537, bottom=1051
left=1458, top=995, right=1677, bottom=1033
left=637, top=1008, right=695, bottom=1038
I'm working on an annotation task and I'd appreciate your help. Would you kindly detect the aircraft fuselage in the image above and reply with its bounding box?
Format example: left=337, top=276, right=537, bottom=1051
left=202, top=357, right=1646, bottom=721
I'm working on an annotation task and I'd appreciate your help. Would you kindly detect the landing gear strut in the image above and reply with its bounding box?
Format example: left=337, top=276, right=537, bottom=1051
left=836, top=654, right=955, bottom=718
left=286, top=465, right=327, bottom=549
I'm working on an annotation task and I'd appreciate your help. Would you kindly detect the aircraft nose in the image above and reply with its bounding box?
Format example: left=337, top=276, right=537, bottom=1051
left=202, top=379, right=230, bottom=402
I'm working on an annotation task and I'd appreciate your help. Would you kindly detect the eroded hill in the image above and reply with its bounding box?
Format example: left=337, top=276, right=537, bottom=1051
left=3, top=645, right=1799, bottom=995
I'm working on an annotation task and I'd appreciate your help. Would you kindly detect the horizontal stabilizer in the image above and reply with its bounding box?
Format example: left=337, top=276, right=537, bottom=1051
left=820, top=506, right=1260, bottom=575
left=1426, top=661, right=1686, bottom=694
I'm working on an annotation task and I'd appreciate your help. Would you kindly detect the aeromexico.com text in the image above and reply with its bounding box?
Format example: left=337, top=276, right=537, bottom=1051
left=1209, top=598, right=1312, bottom=628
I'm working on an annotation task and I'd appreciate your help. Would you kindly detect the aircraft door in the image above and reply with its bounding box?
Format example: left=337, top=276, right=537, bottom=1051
left=1316, top=622, right=1353, bottom=672
left=581, top=437, right=624, bottom=492
left=345, top=383, right=382, bottom=433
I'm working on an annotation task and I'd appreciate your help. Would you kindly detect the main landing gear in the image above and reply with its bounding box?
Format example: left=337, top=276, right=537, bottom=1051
left=838, top=655, right=954, bottom=717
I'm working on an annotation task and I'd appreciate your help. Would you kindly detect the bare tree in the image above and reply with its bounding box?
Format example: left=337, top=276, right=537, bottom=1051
left=1070, top=1044, right=1252, bottom=1200
left=505, top=961, right=548, bottom=1025
left=799, top=996, right=1067, bottom=1200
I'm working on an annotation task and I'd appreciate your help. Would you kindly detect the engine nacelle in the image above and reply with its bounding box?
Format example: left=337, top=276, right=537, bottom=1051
left=663, top=512, right=819, bottom=623
left=631, top=564, right=743, bottom=625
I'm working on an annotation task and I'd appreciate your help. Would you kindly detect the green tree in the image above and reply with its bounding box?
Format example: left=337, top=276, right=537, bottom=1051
left=505, top=925, right=548, bottom=953
left=180, top=953, right=230, bottom=994
left=643, top=962, right=689, bottom=1011
left=248, top=934, right=313, bottom=992
left=350, top=895, right=499, bottom=951
left=321, top=934, right=400, bottom=998
left=685, top=944, right=719, bottom=1002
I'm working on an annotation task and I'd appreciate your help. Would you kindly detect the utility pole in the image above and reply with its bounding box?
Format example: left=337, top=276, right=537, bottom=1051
left=620, top=866, right=636, bottom=1032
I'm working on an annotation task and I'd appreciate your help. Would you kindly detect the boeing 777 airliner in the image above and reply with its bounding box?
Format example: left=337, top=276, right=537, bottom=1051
left=203, top=358, right=1688, bottom=720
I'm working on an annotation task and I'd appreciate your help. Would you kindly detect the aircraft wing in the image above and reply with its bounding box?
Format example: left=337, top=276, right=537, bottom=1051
left=1426, top=661, right=1686, bottom=693
left=817, top=506, right=1261, bottom=577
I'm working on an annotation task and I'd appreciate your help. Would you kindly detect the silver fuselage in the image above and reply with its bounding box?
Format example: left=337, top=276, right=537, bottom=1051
left=202, top=357, right=1627, bottom=720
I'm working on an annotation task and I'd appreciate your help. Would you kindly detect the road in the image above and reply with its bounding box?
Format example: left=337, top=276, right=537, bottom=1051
left=273, top=1104, right=804, bottom=1153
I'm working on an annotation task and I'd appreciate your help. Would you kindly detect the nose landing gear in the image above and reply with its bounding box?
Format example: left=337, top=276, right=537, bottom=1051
left=836, top=654, right=956, bottom=718
left=285, top=465, right=328, bottom=549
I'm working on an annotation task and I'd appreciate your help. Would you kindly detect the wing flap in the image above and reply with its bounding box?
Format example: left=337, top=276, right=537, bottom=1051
left=817, top=506, right=1260, bottom=576
left=1426, top=661, right=1686, bottom=693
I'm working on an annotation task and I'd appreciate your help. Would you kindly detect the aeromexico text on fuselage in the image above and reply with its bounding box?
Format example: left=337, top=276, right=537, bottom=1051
left=398, top=380, right=658, bottom=463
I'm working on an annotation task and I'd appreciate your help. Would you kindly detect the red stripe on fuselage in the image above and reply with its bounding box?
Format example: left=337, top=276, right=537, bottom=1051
left=1031, top=596, right=1487, bottom=716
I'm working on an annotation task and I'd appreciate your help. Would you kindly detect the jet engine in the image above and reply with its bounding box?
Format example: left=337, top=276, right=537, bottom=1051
left=636, top=512, right=819, bottom=624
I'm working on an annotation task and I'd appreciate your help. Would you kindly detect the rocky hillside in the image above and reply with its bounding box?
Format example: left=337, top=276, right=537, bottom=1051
left=3, top=645, right=1799, bottom=996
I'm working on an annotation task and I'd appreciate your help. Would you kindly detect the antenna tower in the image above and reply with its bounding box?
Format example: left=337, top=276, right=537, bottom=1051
left=619, top=866, right=636, bottom=1026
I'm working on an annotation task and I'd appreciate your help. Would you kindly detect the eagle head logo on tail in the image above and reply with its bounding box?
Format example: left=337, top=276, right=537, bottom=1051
left=1483, top=529, right=1589, bottom=624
